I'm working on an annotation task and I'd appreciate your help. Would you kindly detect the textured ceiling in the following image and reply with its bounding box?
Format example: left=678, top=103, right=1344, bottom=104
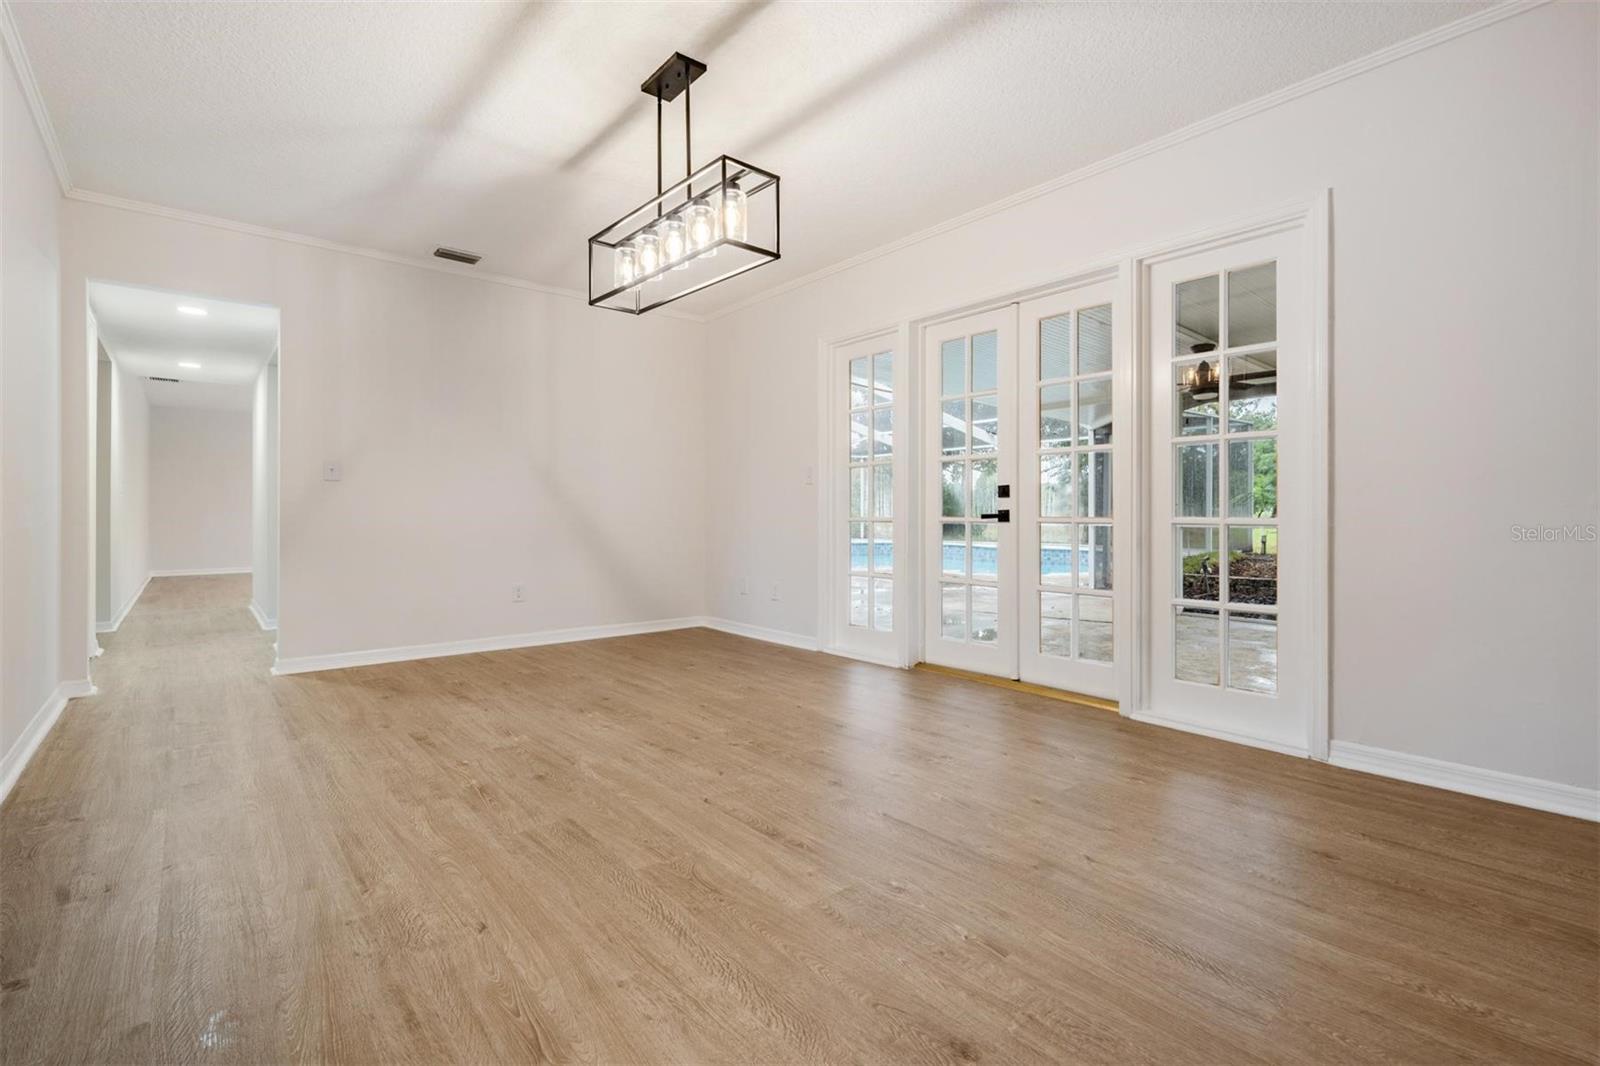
left=18, top=1, right=1487, bottom=315
left=90, top=281, right=279, bottom=395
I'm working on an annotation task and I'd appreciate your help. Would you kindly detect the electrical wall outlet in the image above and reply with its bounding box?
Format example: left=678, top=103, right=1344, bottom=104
left=511, top=584, right=525, bottom=603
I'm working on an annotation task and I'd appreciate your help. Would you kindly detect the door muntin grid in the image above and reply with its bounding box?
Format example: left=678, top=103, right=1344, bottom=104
left=848, top=350, right=894, bottom=631
left=1036, top=304, right=1114, bottom=664
left=938, top=331, right=1001, bottom=644
left=1170, top=261, right=1278, bottom=695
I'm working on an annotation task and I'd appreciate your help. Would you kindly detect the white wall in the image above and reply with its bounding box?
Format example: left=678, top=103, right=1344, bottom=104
left=251, top=361, right=278, bottom=624
left=59, top=206, right=709, bottom=671
left=105, top=359, right=149, bottom=623
left=703, top=4, right=1599, bottom=791
left=1, top=41, right=63, bottom=763
left=149, top=404, right=252, bottom=573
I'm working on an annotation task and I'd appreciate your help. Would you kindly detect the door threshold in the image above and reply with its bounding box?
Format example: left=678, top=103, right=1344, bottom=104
left=914, top=663, right=1118, bottom=713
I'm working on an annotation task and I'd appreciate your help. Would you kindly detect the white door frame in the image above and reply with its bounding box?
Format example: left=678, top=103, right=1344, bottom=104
left=1127, top=194, right=1331, bottom=758
left=813, top=191, right=1329, bottom=759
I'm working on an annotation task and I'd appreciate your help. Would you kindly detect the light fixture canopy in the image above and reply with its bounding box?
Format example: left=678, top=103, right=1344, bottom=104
left=589, top=53, right=780, bottom=315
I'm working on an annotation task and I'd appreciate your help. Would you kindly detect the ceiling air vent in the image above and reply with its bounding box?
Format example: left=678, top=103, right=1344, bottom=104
left=147, top=376, right=180, bottom=383
left=433, top=246, right=481, bottom=265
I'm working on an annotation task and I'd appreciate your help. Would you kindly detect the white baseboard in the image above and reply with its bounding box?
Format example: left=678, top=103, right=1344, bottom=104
left=150, top=567, right=251, bottom=577
left=698, top=617, right=821, bottom=652
left=248, top=601, right=277, bottom=631
left=820, top=643, right=903, bottom=668
left=1127, top=709, right=1311, bottom=758
left=1329, top=741, right=1599, bottom=822
left=268, top=614, right=830, bottom=677
left=271, top=616, right=707, bottom=676
left=0, top=680, right=96, bottom=806
left=96, top=572, right=151, bottom=633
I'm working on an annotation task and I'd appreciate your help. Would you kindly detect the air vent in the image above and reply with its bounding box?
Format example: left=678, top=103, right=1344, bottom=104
left=433, top=246, right=481, bottom=265
left=148, top=376, right=180, bottom=383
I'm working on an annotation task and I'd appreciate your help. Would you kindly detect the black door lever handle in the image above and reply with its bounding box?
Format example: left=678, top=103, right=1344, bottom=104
left=980, top=509, right=1010, bottom=522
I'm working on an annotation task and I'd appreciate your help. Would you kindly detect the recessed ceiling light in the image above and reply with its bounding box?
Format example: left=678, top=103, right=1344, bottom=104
left=177, top=361, right=202, bottom=369
left=177, top=305, right=207, bottom=316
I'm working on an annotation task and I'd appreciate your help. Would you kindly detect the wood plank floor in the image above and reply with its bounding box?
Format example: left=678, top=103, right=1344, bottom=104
left=2, top=575, right=1596, bottom=1064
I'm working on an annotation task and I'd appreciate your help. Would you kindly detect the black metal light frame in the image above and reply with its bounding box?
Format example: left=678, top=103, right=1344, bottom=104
left=588, top=53, right=781, bottom=315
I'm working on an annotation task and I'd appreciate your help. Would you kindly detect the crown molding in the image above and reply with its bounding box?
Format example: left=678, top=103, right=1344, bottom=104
left=0, top=0, right=700, bottom=319
left=7, top=0, right=1540, bottom=326
left=64, top=189, right=709, bottom=324
left=0, top=0, right=71, bottom=193
left=701, top=0, right=1546, bottom=323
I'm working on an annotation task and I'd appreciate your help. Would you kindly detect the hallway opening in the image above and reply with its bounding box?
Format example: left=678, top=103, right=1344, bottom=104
left=88, top=282, right=281, bottom=664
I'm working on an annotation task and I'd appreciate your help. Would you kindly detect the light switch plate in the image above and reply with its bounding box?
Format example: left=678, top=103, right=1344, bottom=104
left=323, top=461, right=342, bottom=482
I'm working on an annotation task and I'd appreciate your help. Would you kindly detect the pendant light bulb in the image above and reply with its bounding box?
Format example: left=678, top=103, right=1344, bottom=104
left=637, top=229, right=660, bottom=276
left=662, top=215, right=688, bottom=270
left=722, top=182, right=747, bottom=243
left=687, top=199, right=717, bottom=258
left=614, top=241, right=639, bottom=289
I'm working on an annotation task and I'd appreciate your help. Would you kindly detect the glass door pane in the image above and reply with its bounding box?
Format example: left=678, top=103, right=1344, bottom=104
left=835, top=334, right=899, bottom=660
left=847, top=350, right=894, bottom=634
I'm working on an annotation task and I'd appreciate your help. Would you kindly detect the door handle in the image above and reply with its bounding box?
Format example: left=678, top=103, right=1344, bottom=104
left=980, top=509, right=1010, bottom=522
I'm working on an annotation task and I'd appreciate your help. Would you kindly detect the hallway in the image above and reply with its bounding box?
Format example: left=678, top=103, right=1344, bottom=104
left=3, top=578, right=1597, bottom=1063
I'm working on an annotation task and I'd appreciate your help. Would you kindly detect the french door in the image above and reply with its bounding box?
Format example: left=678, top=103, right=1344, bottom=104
left=1017, top=282, right=1121, bottom=698
left=855, top=205, right=1322, bottom=750
left=921, top=285, right=1122, bottom=697
left=921, top=308, right=1018, bottom=675
left=1147, top=228, right=1310, bottom=750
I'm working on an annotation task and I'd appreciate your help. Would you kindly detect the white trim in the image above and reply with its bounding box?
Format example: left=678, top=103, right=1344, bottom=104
left=248, top=601, right=277, bottom=631
left=697, top=617, right=821, bottom=653
left=704, top=0, right=1544, bottom=323
left=821, top=645, right=903, bottom=669
left=271, top=617, right=710, bottom=676
left=1128, top=709, right=1310, bottom=758
left=0, top=681, right=95, bottom=806
left=150, top=566, right=251, bottom=577
left=815, top=338, right=836, bottom=655
left=0, top=1, right=72, bottom=193
left=1119, top=255, right=1147, bottom=714
left=1330, top=741, right=1599, bottom=823
left=65, top=190, right=708, bottom=324
left=96, top=571, right=151, bottom=633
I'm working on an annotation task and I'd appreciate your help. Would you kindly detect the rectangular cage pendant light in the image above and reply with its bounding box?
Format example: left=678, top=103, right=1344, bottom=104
left=588, top=53, right=780, bottom=315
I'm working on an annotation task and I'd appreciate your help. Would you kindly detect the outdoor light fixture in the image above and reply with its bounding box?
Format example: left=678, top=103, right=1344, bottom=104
left=589, top=52, right=780, bottom=315
left=1181, top=359, right=1220, bottom=399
